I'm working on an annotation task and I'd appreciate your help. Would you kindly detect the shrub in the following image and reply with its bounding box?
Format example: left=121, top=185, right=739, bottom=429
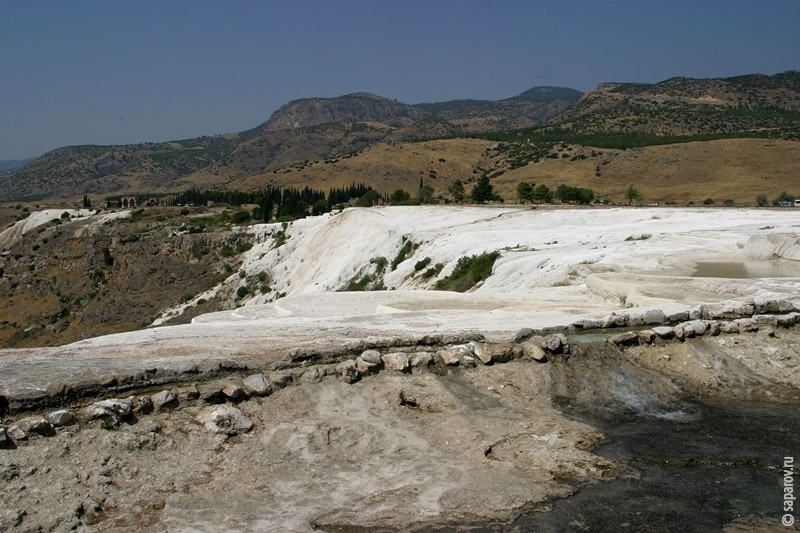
left=435, top=252, right=500, bottom=292
left=371, top=256, right=388, bottom=274
left=756, top=194, right=769, bottom=207
left=703, top=198, right=715, bottom=205
left=723, top=199, right=735, bottom=207
left=235, top=242, right=253, bottom=254
left=232, top=210, right=251, bottom=224
left=236, top=286, right=248, bottom=299
left=391, top=240, right=416, bottom=270
left=422, top=263, right=444, bottom=279
left=389, top=189, right=411, bottom=205
left=414, top=257, right=432, bottom=271
left=219, top=246, right=235, bottom=257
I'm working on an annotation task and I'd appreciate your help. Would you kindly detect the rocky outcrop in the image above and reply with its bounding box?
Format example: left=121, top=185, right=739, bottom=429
left=263, top=93, right=428, bottom=132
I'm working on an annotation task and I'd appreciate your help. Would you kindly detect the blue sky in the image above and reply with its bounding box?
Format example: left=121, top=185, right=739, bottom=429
left=0, top=0, right=798, bottom=160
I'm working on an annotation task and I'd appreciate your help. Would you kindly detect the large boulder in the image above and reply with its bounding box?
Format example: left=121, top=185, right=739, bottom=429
left=48, top=409, right=77, bottom=427
left=545, top=333, right=568, bottom=353
left=356, top=357, right=380, bottom=376
left=381, top=352, right=410, bottom=372
left=360, top=350, right=383, bottom=365
left=609, top=331, right=639, bottom=347
left=643, top=309, right=667, bottom=324
left=437, top=344, right=472, bottom=366
left=83, top=398, right=133, bottom=421
left=243, top=374, right=273, bottom=397
left=520, top=341, right=548, bottom=362
left=222, top=382, right=247, bottom=402
left=652, top=326, right=675, bottom=340
left=471, top=342, right=514, bottom=364
left=151, top=390, right=178, bottom=411
left=409, top=352, right=433, bottom=368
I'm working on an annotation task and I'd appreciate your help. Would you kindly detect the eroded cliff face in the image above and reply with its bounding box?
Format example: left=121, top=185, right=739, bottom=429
left=0, top=209, right=252, bottom=347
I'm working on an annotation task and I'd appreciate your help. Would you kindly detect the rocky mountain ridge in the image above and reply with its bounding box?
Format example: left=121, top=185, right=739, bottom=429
left=2, top=86, right=578, bottom=203
left=3, top=72, right=799, bottom=203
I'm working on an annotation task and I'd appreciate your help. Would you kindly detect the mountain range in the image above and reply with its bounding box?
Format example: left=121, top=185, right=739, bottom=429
left=2, top=72, right=799, bottom=203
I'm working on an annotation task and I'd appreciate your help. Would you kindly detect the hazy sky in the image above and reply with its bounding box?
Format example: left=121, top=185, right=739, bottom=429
left=1, top=0, right=798, bottom=160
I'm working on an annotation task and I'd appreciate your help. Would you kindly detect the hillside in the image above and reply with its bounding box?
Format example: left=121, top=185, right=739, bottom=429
left=0, top=207, right=250, bottom=347
left=2, top=72, right=800, bottom=205
left=552, top=71, right=800, bottom=137
left=0, top=88, right=579, bottom=202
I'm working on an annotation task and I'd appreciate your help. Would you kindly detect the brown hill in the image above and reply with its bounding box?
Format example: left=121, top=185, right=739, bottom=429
left=3, top=72, right=799, bottom=205
left=0, top=89, right=578, bottom=202
left=553, top=71, right=800, bottom=136
left=211, top=137, right=800, bottom=206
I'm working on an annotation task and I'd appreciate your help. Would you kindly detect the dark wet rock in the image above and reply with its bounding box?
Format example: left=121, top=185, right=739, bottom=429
left=574, top=318, right=601, bottom=329
left=777, top=313, right=800, bottom=328
left=513, top=328, right=534, bottom=343
left=267, top=370, right=295, bottom=390
left=609, top=331, right=639, bottom=347
left=638, top=330, right=655, bottom=344
left=197, top=382, right=227, bottom=404
left=222, top=382, right=246, bottom=401
left=0, top=426, right=12, bottom=448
